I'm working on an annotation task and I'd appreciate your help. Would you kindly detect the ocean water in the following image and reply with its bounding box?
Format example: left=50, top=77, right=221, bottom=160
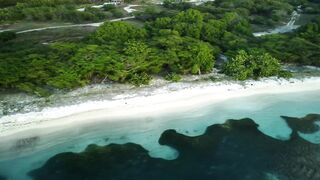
left=0, top=89, right=319, bottom=180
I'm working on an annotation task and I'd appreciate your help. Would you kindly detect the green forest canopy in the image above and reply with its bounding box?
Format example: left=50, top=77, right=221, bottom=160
left=0, top=0, right=320, bottom=95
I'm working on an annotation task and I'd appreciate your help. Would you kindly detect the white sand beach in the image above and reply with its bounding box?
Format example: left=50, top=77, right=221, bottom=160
left=1, top=76, right=320, bottom=138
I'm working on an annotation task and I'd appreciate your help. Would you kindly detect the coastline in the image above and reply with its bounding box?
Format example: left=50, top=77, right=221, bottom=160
left=1, top=76, right=320, bottom=138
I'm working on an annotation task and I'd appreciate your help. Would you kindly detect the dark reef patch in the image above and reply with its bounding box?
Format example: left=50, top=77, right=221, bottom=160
left=29, top=114, right=320, bottom=180
left=282, top=114, right=320, bottom=133
left=0, top=175, right=6, bottom=180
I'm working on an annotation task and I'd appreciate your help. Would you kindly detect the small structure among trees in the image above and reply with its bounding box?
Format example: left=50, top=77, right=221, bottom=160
left=110, top=0, right=122, bottom=4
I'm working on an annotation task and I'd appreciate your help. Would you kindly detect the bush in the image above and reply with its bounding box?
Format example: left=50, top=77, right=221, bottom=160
left=111, top=8, right=124, bottom=18
left=17, top=82, right=50, bottom=97
left=92, top=21, right=147, bottom=44
left=0, top=1, right=106, bottom=23
left=103, top=4, right=116, bottom=11
left=0, top=31, right=16, bottom=42
left=278, top=70, right=293, bottom=79
left=223, top=50, right=290, bottom=80
left=165, top=73, right=182, bottom=82
left=128, top=73, right=151, bottom=86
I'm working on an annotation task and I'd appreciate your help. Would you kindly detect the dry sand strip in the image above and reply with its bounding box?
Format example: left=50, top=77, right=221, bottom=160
left=1, top=77, right=320, bottom=138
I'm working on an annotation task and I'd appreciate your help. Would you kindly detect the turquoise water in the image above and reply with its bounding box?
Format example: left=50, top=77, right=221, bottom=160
left=0, top=89, right=319, bottom=180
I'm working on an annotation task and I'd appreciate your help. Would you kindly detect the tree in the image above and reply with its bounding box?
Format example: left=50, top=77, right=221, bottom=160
left=147, top=17, right=172, bottom=32
left=123, top=41, right=152, bottom=74
left=188, top=39, right=216, bottom=74
left=224, top=50, right=286, bottom=80
left=0, top=57, right=21, bottom=88
left=298, top=17, right=320, bottom=44
left=103, top=4, right=115, bottom=11
left=0, top=31, right=16, bottom=42
left=223, top=50, right=253, bottom=80
left=153, top=34, right=217, bottom=75
left=201, top=19, right=226, bottom=43
left=110, top=8, right=123, bottom=18
left=173, top=9, right=204, bottom=39
left=92, top=22, right=147, bottom=45
left=251, top=50, right=281, bottom=77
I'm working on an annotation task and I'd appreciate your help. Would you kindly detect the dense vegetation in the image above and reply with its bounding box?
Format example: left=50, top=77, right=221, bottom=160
left=0, top=0, right=320, bottom=95
left=301, top=1, right=320, bottom=14
left=163, top=0, right=298, bottom=27
left=0, top=0, right=90, bottom=8
left=0, top=31, right=16, bottom=42
left=202, top=0, right=295, bottom=27
left=0, top=13, right=218, bottom=95
left=223, top=50, right=291, bottom=80
left=256, top=17, right=320, bottom=66
left=0, top=0, right=124, bottom=23
left=0, top=9, right=235, bottom=95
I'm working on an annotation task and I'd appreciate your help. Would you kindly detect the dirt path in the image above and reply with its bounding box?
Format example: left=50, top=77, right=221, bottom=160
left=14, top=16, right=135, bottom=34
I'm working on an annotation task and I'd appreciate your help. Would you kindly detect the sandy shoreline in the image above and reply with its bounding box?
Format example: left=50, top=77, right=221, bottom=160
left=1, top=76, right=320, bottom=138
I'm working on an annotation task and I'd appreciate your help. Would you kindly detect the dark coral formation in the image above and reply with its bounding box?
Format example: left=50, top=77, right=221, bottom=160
left=0, top=175, right=6, bottom=180
left=282, top=114, right=320, bottom=134
left=29, top=114, right=320, bottom=180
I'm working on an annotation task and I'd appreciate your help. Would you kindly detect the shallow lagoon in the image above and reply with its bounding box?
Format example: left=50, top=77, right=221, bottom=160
left=0, top=89, right=319, bottom=180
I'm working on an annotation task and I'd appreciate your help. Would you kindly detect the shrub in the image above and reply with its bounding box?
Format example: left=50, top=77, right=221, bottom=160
left=165, top=73, right=182, bottom=82
left=0, top=31, right=16, bottom=42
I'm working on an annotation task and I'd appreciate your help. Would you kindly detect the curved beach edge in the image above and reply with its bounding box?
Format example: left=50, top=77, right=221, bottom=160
left=1, top=76, right=320, bottom=138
